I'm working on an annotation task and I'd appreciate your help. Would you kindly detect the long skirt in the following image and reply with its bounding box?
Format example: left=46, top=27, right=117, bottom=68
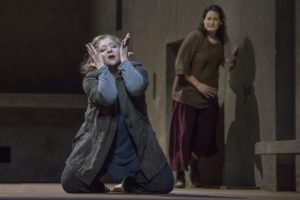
left=169, top=101, right=219, bottom=171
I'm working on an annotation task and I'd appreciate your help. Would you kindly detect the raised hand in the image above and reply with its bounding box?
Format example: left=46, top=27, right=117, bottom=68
left=120, top=33, right=131, bottom=62
left=85, top=43, right=104, bottom=69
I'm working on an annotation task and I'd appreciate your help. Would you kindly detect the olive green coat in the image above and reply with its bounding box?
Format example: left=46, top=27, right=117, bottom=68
left=65, top=63, right=167, bottom=185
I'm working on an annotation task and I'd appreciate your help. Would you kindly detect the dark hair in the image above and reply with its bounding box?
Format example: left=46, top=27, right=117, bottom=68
left=199, top=4, right=228, bottom=44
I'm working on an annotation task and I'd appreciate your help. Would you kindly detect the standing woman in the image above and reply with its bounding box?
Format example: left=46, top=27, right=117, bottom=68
left=169, top=4, right=232, bottom=188
left=61, top=33, right=174, bottom=194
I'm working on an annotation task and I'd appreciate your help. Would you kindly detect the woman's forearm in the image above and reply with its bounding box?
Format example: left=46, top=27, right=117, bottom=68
left=97, top=66, right=118, bottom=104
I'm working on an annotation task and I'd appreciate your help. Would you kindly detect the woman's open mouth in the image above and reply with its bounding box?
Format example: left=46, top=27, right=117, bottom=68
left=108, top=55, right=115, bottom=60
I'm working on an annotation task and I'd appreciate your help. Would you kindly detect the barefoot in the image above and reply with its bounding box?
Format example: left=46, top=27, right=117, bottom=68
left=104, top=186, right=111, bottom=193
left=110, top=183, right=124, bottom=192
left=191, top=152, right=199, bottom=160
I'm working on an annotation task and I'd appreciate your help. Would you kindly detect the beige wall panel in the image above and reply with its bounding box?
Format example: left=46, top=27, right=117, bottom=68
left=222, top=0, right=276, bottom=186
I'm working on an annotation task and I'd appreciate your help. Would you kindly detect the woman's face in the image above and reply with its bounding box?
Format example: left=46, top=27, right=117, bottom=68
left=97, top=37, right=121, bottom=67
left=203, top=10, right=222, bottom=34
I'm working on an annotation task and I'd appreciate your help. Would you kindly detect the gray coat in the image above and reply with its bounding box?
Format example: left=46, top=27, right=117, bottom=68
left=65, top=63, right=167, bottom=185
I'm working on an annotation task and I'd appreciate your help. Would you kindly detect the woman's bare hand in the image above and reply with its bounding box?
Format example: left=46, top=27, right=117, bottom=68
left=225, top=46, right=239, bottom=69
left=120, top=33, right=132, bottom=62
left=196, top=82, right=218, bottom=99
left=85, top=43, right=104, bottom=69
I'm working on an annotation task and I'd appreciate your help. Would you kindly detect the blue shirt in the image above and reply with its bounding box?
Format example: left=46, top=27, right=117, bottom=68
left=96, top=60, right=146, bottom=181
left=105, top=109, right=140, bottom=181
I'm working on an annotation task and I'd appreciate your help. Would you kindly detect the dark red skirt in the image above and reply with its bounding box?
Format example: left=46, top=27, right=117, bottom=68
left=169, top=101, right=219, bottom=171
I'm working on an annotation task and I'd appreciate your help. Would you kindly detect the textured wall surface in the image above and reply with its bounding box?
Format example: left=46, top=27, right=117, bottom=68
left=223, top=0, right=276, bottom=186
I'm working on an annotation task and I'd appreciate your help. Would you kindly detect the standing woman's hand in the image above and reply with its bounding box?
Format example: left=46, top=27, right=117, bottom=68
left=120, top=33, right=131, bottom=63
left=196, top=82, right=218, bottom=99
left=86, top=43, right=104, bottom=69
left=184, top=74, right=218, bottom=99
left=225, top=46, right=239, bottom=70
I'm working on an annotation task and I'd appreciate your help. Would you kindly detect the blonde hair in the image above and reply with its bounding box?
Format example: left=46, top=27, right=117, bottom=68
left=80, top=34, right=121, bottom=75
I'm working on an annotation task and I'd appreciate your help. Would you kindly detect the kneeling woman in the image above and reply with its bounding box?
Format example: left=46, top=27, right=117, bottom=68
left=61, top=33, right=173, bottom=194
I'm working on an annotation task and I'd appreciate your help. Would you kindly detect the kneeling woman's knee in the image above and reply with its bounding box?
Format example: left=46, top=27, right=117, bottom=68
left=61, top=167, right=80, bottom=193
left=158, top=166, right=175, bottom=194
left=61, top=177, right=75, bottom=193
left=163, top=173, right=174, bottom=193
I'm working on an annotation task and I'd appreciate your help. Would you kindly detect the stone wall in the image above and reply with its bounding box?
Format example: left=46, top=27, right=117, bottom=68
left=91, top=0, right=298, bottom=189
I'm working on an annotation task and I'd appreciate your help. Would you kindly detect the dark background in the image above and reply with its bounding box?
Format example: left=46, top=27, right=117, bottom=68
left=0, top=0, right=92, bottom=93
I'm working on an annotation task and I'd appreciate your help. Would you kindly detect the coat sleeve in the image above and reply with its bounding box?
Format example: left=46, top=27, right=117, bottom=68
left=118, top=60, right=149, bottom=96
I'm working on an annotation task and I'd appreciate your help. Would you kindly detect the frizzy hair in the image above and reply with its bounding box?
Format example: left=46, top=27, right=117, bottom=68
left=199, top=4, right=228, bottom=44
left=80, top=34, right=121, bottom=75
